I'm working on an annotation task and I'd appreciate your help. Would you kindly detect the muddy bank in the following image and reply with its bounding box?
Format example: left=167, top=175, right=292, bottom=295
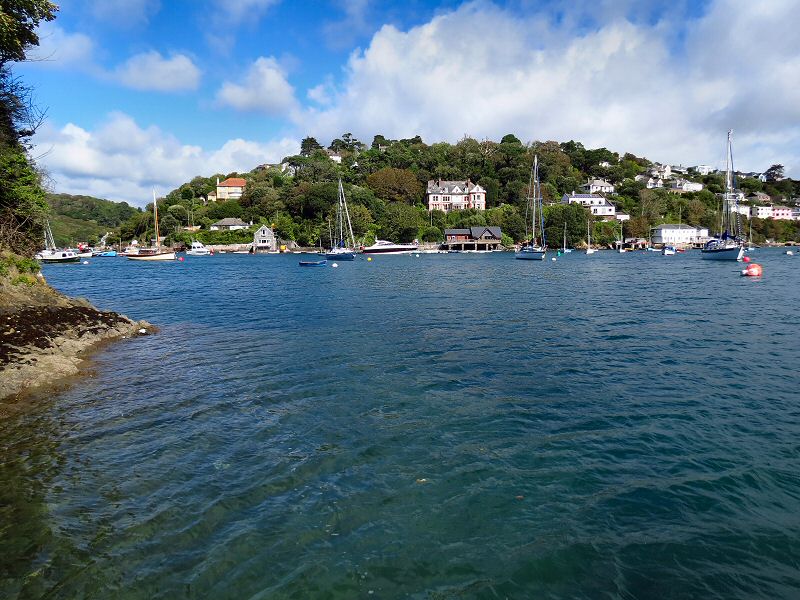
left=0, top=258, right=153, bottom=401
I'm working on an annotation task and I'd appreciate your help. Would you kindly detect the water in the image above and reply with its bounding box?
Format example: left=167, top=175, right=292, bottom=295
left=2, top=249, right=800, bottom=599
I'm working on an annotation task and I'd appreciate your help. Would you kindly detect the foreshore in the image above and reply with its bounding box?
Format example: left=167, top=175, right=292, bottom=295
left=0, top=266, right=153, bottom=402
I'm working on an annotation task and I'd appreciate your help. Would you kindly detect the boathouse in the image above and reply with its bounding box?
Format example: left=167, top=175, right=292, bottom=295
left=253, top=225, right=277, bottom=252
left=442, top=226, right=502, bottom=251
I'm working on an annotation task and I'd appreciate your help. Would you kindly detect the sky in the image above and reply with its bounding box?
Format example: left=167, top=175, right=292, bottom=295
left=15, top=0, right=800, bottom=207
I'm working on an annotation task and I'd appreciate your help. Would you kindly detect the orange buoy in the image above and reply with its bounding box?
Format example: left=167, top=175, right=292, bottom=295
left=741, top=263, right=762, bottom=276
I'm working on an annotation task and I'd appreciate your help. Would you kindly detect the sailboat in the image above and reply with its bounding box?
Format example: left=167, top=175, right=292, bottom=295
left=617, top=222, right=626, bottom=253
left=515, top=155, right=546, bottom=260
left=35, top=222, right=80, bottom=263
left=325, top=179, right=358, bottom=260
left=127, top=190, right=176, bottom=261
left=701, top=130, right=744, bottom=261
left=585, top=220, right=596, bottom=255
left=562, top=222, right=573, bottom=253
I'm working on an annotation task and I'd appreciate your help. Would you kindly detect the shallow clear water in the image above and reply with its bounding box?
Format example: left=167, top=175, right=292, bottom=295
left=2, top=249, right=800, bottom=599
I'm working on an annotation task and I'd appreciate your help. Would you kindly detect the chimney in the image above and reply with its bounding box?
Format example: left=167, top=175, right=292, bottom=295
left=216, top=177, right=220, bottom=185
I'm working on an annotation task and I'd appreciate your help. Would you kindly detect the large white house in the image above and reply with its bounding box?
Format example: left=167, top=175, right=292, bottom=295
left=561, top=193, right=629, bottom=221
left=650, top=224, right=709, bottom=245
left=580, top=178, right=615, bottom=194
left=253, top=225, right=277, bottom=252
left=751, top=205, right=773, bottom=219
left=693, top=164, right=713, bottom=176
left=210, top=218, right=250, bottom=231
left=427, top=179, right=486, bottom=212
left=670, top=179, right=704, bottom=192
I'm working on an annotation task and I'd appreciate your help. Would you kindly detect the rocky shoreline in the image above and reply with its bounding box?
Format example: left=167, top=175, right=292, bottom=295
left=0, top=260, right=153, bottom=402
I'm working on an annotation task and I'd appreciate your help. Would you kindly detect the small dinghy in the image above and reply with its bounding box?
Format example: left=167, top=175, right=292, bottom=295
left=299, top=259, right=327, bottom=267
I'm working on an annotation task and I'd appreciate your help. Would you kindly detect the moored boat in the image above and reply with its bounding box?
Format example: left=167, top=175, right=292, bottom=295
left=515, top=155, right=547, bottom=261
left=299, top=259, right=327, bottom=267
left=701, top=130, right=744, bottom=262
left=361, top=240, right=418, bottom=254
left=325, top=179, right=358, bottom=260
left=35, top=222, right=80, bottom=263
left=186, top=240, right=211, bottom=256
left=128, top=191, right=176, bottom=261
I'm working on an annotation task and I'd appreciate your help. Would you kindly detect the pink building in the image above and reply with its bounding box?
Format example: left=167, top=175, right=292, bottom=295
left=771, top=205, right=794, bottom=220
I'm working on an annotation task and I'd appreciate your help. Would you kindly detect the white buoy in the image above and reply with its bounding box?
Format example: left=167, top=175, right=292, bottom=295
left=416, top=253, right=420, bottom=257
left=332, top=262, right=339, bottom=268
left=551, top=257, right=556, bottom=261
left=786, top=250, right=794, bottom=256
left=82, top=260, right=89, bottom=264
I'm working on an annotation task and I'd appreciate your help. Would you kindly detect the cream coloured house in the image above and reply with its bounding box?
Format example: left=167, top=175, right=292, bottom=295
left=427, top=179, right=486, bottom=212
left=216, top=177, right=246, bottom=201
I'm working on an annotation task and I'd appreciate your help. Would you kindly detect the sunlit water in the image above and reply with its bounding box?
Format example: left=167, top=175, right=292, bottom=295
left=2, top=249, right=800, bottom=599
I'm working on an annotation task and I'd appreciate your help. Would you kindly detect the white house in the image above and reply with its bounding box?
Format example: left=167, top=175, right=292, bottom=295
left=650, top=224, right=709, bottom=246
left=751, top=205, right=773, bottom=219
left=427, top=179, right=486, bottom=212
left=650, top=164, right=672, bottom=179
left=210, top=218, right=250, bottom=231
left=647, top=177, right=664, bottom=189
left=580, top=178, right=615, bottom=194
left=732, top=204, right=751, bottom=218
left=561, top=193, right=629, bottom=221
left=670, top=179, right=704, bottom=192
left=693, top=164, right=712, bottom=176
left=253, top=225, right=277, bottom=252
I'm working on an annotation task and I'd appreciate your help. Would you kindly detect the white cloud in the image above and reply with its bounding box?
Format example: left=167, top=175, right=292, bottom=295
left=114, top=51, right=202, bottom=92
left=27, top=24, right=95, bottom=67
left=217, top=57, right=297, bottom=114
left=87, top=0, right=161, bottom=27
left=298, top=0, right=800, bottom=176
left=213, top=0, right=281, bottom=25
left=33, top=113, right=300, bottom=206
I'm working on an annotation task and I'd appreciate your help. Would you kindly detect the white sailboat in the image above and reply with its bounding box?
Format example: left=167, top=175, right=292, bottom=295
left=701, top=130, right=744, bottom=261
left=35, top=222, right=80, bottom=263
left=617, top=222, right=626, bottom=253
left=585, top=220, right=596, bottom=255
left=326, top=178, right=358, bottom=260
left=127, top=190, right=176, bottom=261
left=562, top=222, right=572, bottom=253
left=515, top=155, right=547, bottom=260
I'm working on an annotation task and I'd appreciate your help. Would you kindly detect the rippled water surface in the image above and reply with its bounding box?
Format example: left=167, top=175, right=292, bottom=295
left=2, top=249, right=800, bottom=599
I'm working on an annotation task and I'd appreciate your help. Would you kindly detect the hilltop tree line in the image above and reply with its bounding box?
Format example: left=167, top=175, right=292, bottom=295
left=109, top=132, right=800, bottom=250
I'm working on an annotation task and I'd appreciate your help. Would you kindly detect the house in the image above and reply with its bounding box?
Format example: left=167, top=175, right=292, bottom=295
left=751, top=205, right=773, bottom=219
left=732, top=204, right=751, bottom=217
left=771, top=205, right=794, bottom=220
left=580, top=178, right=615, bottom=194
left=647, top=177, right=664, bottom=189
left=747, top=191, right=771, bottom=204
left=326, top=150, right=344, bottom=164
left=598, top=161, right=611, bottom=168
left=560, top=193, right=629, bottom=221
left=650, top=164, right=672, bottom=179
left=692, top=164, right=712, bottom=176
left=650, top=224, right=709, bottom=246
left=427, top=179, right=486, bottom=212
left=216, top=177, right=246, bottom=201
left=670, top=179, right=704, bottom=193
left=253, top=225, right=277, bottom=252
left=442, top=226, right=502, bottom=251
left=210, top=218, right=250, bottom=231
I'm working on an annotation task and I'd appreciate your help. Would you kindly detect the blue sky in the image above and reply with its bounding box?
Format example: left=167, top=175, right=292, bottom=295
left=16, top=0, right=800, bottom=206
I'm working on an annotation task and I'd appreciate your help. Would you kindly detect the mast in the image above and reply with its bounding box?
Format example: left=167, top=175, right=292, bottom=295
left=563, top=222, right=567, bottom=252
left=152, top=189, right=160, bottom=250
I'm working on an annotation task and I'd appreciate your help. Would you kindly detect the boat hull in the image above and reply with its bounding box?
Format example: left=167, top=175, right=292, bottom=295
left=38, top=256, right=80, bottom=263
left=361, top=247, right=417, bottom=254
left=299, top=260, right=327, bottom=267
left=325, top=251, right=356, bottom=260
left=515, top=247, right=546, bottom=260
left=127, top=252, right=176, bottom=261
left=701, top=245, right=743, bottom=261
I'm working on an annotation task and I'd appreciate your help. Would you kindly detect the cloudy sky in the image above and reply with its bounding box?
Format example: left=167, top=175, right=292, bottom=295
left=18, top=0, right=800, bottom=206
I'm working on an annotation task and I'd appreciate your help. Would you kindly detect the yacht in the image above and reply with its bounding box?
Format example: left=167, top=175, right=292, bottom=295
left=186, top=240, right=212, bottom=256
left=361, top=240, right=419, bottom=254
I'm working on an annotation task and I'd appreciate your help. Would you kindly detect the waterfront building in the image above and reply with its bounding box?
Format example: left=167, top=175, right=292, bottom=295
left=442, top=226, right=502, bottom=251
left=210, top=218, right=250, bottom=231
left=580, top=178, right=615, bottom=194
left=427, top=180, right=486, bottom=212
left=253, top=225, right=277, bottom=252
left=771, top=205, right=795, bottom=220
left=560, top=193, right=629, bottom=221
left=650, top=224, right=709, bottom=246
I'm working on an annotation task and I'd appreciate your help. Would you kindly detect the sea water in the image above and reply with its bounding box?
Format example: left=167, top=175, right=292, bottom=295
left=2, top=249, right=799, bottom=598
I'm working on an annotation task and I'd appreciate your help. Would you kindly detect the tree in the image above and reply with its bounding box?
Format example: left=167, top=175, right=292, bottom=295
left=366, top=167, right=424, bottom=204
left=300, top=136, right=323, bottom=156
left=764, top=164, right=784, bottom=182
left=0, top=1, right=58, bottom=65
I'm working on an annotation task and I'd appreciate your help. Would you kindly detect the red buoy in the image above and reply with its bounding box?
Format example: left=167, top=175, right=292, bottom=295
left=742, top=256, right=751, bottom=263
left=741, top=263, right=762, bottom=276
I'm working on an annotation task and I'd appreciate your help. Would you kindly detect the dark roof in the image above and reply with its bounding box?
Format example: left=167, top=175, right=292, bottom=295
left=212, top=218, right=249, bottom=226
left=471, top=226, right=501, bottom=238
left=444, top=228, right=471, bottom=235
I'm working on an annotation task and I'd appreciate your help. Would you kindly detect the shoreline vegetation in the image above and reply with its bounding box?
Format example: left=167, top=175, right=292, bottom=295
left=0, top=253, right=154, bottom=402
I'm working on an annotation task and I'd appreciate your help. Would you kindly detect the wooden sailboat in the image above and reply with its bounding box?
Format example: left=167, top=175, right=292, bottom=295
left=127, top=190, right=176, bottom=261
left=515, top=155, right=547, bottom=260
